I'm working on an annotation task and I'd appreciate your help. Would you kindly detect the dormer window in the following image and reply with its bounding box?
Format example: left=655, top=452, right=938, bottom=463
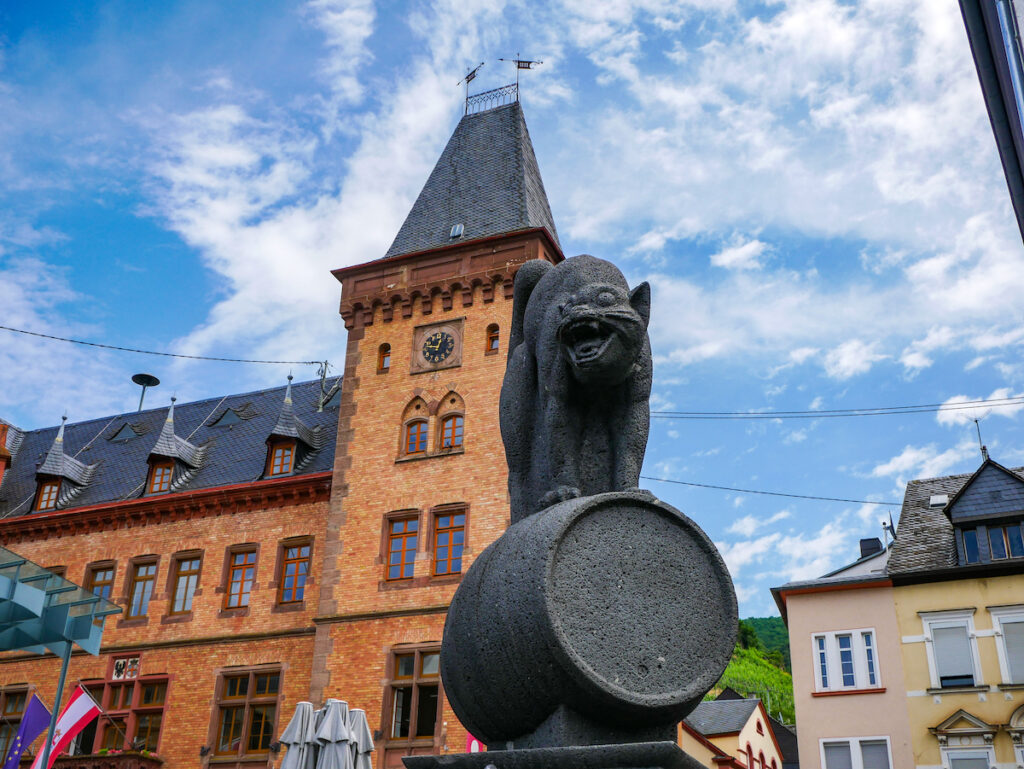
left=989, top=524, right=1024, bottom=560
left=268, top=441, right=295, bottom=476
left=36, top=479, right=60, bottom=511
left=149, top=461, right=173, bottom=494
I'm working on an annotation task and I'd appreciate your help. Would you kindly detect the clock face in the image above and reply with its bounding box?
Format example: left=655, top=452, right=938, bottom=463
left=422, top=331, right=455, bottom=364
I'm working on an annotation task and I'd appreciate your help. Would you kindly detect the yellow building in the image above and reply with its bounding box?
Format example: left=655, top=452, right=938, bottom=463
left=887, top=457, right=1024, bottom=769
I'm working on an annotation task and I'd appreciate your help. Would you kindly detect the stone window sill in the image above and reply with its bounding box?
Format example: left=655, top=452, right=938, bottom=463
left=926, top=685, right=989, bottom=694
left=997, top=682, right=1024, bottom=690
left=160, top=611, right=194, bottom=625
left=812, top=687, right=886, bottom=697
left=218, top=607, right=250, bottom=619
left=395, top=448, right=464, bottom=464
left=117, top=616, right=149, bottom=629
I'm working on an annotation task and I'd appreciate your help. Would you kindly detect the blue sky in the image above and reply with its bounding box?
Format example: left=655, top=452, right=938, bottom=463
left=2, top=0, right=1023, bottom=616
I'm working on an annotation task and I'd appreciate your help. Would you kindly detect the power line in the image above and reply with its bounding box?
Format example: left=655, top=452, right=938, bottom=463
left=640, top=475, right=901, bottom=506
left=651, top=394, right=1024, bottom=420
left=0, top=325, right=320, bottom=366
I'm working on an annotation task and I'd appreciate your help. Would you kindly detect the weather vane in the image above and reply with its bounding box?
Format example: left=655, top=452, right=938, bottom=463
left=498, top=54, right=543, bottom=88
left=458, top=62, right=485, bottom=102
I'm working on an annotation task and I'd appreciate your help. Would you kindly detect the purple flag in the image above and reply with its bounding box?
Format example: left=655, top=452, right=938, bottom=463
left=3, top=695, right=51, bottom=769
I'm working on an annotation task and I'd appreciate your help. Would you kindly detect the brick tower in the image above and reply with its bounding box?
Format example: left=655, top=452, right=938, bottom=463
left=313, top=99, right=562, bottom=767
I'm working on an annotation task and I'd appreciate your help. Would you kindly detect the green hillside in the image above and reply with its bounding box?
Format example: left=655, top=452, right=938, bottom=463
left=707, top=645, right=795, bottom=725
left=745, top=616, right=791, bottom=670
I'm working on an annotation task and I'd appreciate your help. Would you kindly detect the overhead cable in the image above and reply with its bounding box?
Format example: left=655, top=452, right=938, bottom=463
left=640, top=475, right=901, bottom=506
left=0, top=325, right=320, bottom=366
left=651, top=394, right=1024, bottom=420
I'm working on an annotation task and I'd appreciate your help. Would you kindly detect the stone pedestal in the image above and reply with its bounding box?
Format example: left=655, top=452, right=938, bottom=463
left=405, top=741, right=706, bottom=769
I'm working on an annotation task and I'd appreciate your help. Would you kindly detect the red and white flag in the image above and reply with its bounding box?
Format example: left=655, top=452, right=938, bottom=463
left=30, top=686, right=100, bottom=769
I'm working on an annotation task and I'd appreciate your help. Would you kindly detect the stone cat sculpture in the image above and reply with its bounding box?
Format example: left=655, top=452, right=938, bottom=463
left=500, top=255, right=652, bottom=524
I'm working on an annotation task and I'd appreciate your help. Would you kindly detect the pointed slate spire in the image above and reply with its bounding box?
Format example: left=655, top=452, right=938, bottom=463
left=270, top=376, right=319, bottom=448
left=150, top=398, right=202, bottom=468
left=383, top=101, right=559, bottom=259
left=38, top=416, right=94, bottom=485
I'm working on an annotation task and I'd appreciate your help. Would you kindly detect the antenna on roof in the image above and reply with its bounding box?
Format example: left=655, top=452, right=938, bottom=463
left=131, top=373, right=160, bottom=412
left=973, top=418, right=989, bottom=461
left=498, top=54, right=543, bottom=89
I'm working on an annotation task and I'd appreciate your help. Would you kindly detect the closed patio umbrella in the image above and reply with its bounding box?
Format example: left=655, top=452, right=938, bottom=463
left=315, top=699, right=354, bottom=769
left=347, top=708, right=374, bottom=769
left=280, top=701, right=318, bottom=769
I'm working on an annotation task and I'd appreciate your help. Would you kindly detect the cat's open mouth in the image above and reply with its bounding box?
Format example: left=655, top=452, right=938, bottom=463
left=560, top=317, right=613, bottom=364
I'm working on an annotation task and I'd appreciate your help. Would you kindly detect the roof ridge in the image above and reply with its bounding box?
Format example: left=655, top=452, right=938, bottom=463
left=15, top=379, right=325, bottom=436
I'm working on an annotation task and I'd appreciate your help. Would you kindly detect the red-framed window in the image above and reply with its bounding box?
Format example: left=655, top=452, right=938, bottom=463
left=439, top=415, right=463, bottom=449
left=268, top=442, right=295, bottom=476
left=278, top=543, right=310, bottom=604
left=433, top=512, right=465, bottom=576
left=387, top=518, right=418, bottom=581
left=405, top=421, right=427, bottom=455
left=225, top=550, right=257, bottom=609
left=148, top=461, right=173, bottom=494
left=36, top=479, right=60, bottom=510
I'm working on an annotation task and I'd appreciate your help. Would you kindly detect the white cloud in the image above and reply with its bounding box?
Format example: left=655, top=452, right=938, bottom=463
left=936, top=387, right=1024, bottom=426
left=824, top=340, right=886, bottom=380
left=726, top=509, right=791, bottom=536
left=710, top=238, right=767, bottom=270
left=809, top=396, right=824, bottom=410
left=900, top=325, right=958, bottom=372
left=871, top=439, right=975, bottom=481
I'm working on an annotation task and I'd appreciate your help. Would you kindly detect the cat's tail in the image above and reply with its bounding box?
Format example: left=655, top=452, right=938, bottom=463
left=508, top=259, right=552, bottom=360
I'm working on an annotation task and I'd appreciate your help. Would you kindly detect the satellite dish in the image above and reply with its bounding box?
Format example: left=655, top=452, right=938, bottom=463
left=132, top=373, right=161, bottom=412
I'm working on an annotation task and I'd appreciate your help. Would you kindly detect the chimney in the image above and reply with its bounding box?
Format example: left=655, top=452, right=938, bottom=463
left=860, top=537, right=883, bottom=558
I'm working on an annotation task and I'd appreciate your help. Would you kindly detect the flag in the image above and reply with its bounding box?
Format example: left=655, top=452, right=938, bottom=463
left=2, top=695, right=51, bottom=769
left=29, top=687, right=100, bottom=769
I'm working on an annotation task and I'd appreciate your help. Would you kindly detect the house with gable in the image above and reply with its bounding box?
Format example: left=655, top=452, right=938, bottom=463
left=773, top=455, right=1024, bottom=769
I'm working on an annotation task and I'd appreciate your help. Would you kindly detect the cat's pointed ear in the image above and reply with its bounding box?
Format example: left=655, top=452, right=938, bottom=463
left=629, top=282, right=651, bottom=328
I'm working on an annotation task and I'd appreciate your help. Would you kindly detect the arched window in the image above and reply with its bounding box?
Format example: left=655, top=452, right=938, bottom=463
left=758, top=752, right=765, bottom=769
left=746, top=744, right=753, bottom=768
left=405, top=421, right=427, bottom=454
left=440, top=415, right=463, bottom=449
left=770, top=760, right=777, bottom=769
left=437, top=392, right=465, bottom=451
left=401, top=397, right=429, bottom=456
left=378, top=343, right=391, bottom=372
left=756, top=720, right=764, bottom=735
left=485, top=324, right=499, bottom=353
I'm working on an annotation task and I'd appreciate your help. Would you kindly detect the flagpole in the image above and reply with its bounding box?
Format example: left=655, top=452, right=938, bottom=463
left=39, top=645, right=71, bottom=769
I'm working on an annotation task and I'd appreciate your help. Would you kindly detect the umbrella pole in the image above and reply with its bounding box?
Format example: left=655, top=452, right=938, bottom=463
left=40, top=644, right=72, bottom=769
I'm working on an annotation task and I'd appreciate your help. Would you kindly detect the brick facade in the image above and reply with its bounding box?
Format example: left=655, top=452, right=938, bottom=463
left=0, top=103, right=564, bottom=769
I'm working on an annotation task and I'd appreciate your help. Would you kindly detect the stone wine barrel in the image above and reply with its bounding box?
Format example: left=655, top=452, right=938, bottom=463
left=440, top=490, right=737, bottom=746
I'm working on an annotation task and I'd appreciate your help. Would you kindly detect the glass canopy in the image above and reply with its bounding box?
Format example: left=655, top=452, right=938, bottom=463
left=0, top=545, right=121, bottom=656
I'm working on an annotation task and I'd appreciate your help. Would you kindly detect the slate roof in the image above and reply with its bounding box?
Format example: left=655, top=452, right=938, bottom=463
left=0, top=379, right=339, bottom=519
left=383, top=101, right=560, bottom=259
left=945, top=459, right=1024, bottom=522
left=684, top=698, right=760, bottom=736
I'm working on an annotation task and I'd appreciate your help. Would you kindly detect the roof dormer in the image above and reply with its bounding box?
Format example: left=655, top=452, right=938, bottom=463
left=944, top=458, right=1024, bottom=565
left=265, top=377, right=321, bottom=478
left=146, top=398, right=205, bottom=494
left=34, top=416, right=96, bottom=510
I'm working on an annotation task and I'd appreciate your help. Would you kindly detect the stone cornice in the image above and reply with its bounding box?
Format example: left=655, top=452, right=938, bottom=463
left=333, top=229, right=561, bottom=330
left=0, top=472, right=331, bottom=544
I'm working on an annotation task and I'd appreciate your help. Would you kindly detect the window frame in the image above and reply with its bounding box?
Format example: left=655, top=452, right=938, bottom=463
left=920, top=610, right=984, bottom=690
left=378, top=343, right=391, bottom=373
left=210, top=666, right=281, bottom=759
left=438, top=414, right=464, bottom=451
left=819, top=736, right=893, bottom=769
left=385, top=514, right=420, bottom=582
left=939, top=745, right=996, bottom=769
left=168, top=553, right=202, bottom=615
left=224, top=547, right=258, bottom=610
left=266, top=440, right=296, bottom=477
left=35, top=478, right=61, bottom=511
left=988, top=521, right=1024, bottom=560
left=147, top=460, right=174, bottom=495
left=382, top=646, right=442, bottom=748
left=811, top=628, right=883, bottom=692
left=404, top=420, right=428, bottom=456
left=485, top=324, right=499, bottom=354
left=126, top=559, right=158, bottom=620
left=431, top=507, right=466, bottom=578
left=0, top=688, right=29, bottom=762
left=85, top=562, right=116, bottom=601
left=78, top=658, right=168, bottom=756
left=276, top=539, right=312, bottom=605
left=989, top=604, right=1024, bottom=685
